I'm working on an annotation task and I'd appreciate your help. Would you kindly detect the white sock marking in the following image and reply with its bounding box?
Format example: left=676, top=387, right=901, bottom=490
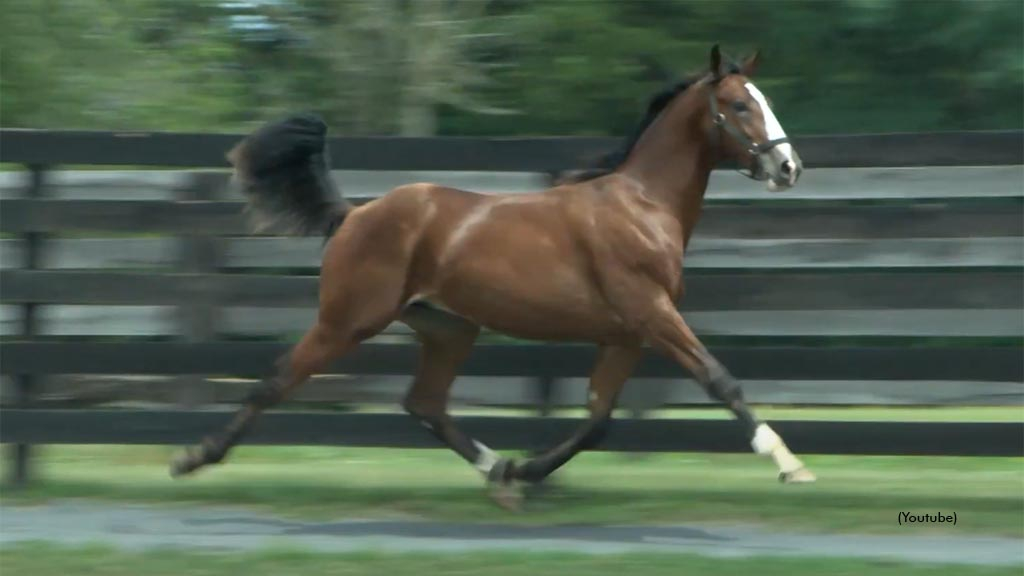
left=751, top=423, right=805, bottom=474
left=472, top=440, right=500, bottom=476
left=751, top=423, right=781, bottom=454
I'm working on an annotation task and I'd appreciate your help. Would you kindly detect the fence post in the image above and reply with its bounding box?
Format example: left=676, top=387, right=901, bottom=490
left=6, top=164, right=47, bottom=488
left=175, top=172, right=226, bottom=408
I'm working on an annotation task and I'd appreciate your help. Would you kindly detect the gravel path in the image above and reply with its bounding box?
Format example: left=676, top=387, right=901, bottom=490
left=1, top=502, right=1021, bottom=566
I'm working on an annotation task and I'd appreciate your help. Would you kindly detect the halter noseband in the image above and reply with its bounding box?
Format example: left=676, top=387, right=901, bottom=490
left=708, top=89, right=790, bottom=180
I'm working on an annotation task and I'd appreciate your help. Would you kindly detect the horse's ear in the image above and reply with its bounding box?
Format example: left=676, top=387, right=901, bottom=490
left=741, top=49, right=761, bottom=77
left=710, top=44, right=723, bottom=79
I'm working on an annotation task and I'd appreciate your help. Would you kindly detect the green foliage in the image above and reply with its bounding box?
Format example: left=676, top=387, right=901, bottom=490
left=0, top=0, right=247, bottom=130
left=1, top=0, right=1021, bottom=135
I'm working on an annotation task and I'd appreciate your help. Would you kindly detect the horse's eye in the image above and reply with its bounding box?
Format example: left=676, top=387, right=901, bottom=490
left=731, top=101, right=749, bottom=113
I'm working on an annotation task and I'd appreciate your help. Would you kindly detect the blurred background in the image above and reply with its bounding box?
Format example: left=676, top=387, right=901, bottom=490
left=3, top=0, right=1022, bottom=135
left=0, top=2, right=1022, bottom=575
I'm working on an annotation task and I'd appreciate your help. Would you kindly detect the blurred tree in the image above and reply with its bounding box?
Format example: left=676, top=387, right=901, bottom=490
left=441, top=0, right=694, bottom=136
left=1, top=0, right=247, bottom=130
left=287, top=0, right=515, bottom=135
left=1, top=0, right=1020, bottom=135
left=447, top=0, right=1022, bottom=136
left=1, top=0, right=144, bottom=128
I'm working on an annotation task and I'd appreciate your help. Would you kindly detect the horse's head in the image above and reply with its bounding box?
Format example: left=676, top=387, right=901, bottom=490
left=706, top=45, right=802, bottom=191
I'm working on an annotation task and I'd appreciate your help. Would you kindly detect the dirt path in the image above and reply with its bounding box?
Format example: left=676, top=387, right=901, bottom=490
left=1, top=501, right=1020, bottom=566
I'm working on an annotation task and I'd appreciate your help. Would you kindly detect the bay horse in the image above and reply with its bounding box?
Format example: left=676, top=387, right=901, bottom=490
left=171, top=45, right=815, bottom=508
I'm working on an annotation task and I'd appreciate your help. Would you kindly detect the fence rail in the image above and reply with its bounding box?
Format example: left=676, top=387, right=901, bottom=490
left=1, top=128, right=1022, bottom=486
left=3, top=341, right=1021, bottom=381
left=2, top=270, right=1020, bottom=310
left=3, top=410, right=1021, bottom=457
left=3, top=128, right=1022, bottom=169
left=4, top=197, right=1022, bottom=238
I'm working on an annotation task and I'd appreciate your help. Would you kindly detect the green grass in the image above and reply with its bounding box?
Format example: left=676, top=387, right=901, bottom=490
left=3, top=444, right=1022, bottom=537
left=0, top=543, right=1018, bottom=576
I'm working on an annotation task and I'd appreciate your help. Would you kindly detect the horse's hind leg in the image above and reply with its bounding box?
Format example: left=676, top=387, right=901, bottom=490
left=170, top=261, right=403, bottom=477
left=643, top=294, right=815, bottom=483
left=169, top=320, right=358, bottom=477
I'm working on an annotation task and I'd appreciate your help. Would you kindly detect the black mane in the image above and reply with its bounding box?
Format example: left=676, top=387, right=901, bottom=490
left=562, top=62, right=741, bottom=184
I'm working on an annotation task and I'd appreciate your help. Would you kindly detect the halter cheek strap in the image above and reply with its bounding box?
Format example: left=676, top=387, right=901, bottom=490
left=708, top=92, right=789, bottom=179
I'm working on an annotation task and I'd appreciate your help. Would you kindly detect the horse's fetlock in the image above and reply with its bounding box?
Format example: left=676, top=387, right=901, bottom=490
left=199, top=438, right=227, bottom=465
left=515, top=461, right=547, bottom=484
left=487, top=457, right=518, bottom=484
left=578, top=415, right=613, bottom=450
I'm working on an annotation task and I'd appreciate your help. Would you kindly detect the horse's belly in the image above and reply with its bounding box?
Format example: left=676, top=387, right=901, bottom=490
left=417, top=192, right=629, bottom=342
left=433, top=258, right=626, bottom=342
left=456, top=297, right=624, bottom=342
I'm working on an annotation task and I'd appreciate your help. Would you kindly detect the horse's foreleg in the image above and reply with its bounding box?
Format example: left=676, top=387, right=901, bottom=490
left=169, top=322, right=355, bottom=477
left=508, top=345, right=642, bottom=485
left=644, top=298, right=815, bottom=483
left=401, top=307, right=530, bottom=508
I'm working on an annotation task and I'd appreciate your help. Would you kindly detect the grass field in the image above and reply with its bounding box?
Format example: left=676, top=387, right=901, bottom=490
left=0, top=543, right=1019, bottom=576
left=2, top=407, right=1021, bottom=575
left=4, top=442, right=1021, bottom=537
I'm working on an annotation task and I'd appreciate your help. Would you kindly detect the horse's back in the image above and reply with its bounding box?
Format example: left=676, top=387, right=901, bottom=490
left=323, top=179, right=655, bottom=341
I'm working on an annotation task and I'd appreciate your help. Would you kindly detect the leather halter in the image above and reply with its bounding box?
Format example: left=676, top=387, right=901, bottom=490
left=709, top=89, right=790, bottom=180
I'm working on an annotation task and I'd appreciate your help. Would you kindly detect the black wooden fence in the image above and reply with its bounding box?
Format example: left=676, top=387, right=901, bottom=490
left=1, top=128, right=1022, bottom=486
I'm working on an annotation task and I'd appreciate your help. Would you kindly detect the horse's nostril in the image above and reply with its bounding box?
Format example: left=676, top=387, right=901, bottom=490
left=781, top=160, right=794, bottom=176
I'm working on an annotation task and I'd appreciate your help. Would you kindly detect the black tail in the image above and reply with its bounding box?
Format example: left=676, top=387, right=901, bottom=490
left=227, top=113, right=350, bottom=237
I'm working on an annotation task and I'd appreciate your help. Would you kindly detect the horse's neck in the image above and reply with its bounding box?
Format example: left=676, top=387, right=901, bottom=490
left=619, top=86, right=714, bottom=242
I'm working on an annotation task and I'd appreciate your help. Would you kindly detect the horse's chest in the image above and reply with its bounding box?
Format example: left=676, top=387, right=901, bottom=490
left=626, top=221, right=684, bottom=292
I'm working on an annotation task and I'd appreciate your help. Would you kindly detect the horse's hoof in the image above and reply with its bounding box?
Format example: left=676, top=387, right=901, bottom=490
left=486, top=457, right=523, bottom=512
left=169, top=446, right=203, bottom=479
left=779, top=467, right=817, bottom=484
left=488, top=479, right=523, bottom=512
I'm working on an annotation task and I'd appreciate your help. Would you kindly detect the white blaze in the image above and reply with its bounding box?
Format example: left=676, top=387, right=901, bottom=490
left=744, top=82, right=794, bottom=159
